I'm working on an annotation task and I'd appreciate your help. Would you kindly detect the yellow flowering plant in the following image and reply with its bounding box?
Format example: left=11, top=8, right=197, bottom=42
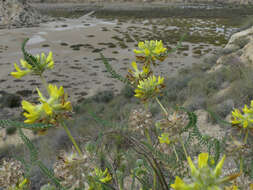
left=11, top=51, right=54, bottom=79
left=231, top=101, right=253, bottom=143
left=171, top=153, right=240, bottom=190
left=10, top=39, right=82, bottom=156
left=87, top=168, right=112, bottom=190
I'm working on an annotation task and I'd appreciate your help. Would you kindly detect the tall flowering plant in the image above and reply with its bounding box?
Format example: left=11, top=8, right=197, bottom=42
left=10, top=39, right=81, bottom=155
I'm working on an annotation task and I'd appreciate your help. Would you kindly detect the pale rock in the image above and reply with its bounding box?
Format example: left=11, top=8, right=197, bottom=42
left=0, top=0, right=51, bottom=29
left=225, top=26, right=253, bottom=50
left=240, top=40, right=253, bottom=64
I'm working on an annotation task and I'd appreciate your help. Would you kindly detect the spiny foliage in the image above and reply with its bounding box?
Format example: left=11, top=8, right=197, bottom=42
left=100, top=53, right=131, bottom=86
left=17, top=128, right=64, bottom=189
left=180, top=108, right=223, bottom=164
left=22, top=38, right=39, bottom=68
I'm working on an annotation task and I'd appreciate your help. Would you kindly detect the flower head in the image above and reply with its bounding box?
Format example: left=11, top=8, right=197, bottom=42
left=231, top=104, right=253, bottom=129
left=22, top=84, right=72, bottom=127
left=158, top=133, right=171, bottom=144
left=94, top=168, right=112, bottom=183
left=127, top=61, right=152, bottom=86
left=231, top=101, right=253, bottom=142
left=88, top=168, right=112, bottom=190
left=133, top=40, right=167, bottom=65
left=171, top=153, right=239, bottom=190
left=11, top=51, right=54, bottom=79
left=171, top=176, right=194, bottom=190
left=134, top=75, right=165, bottom=102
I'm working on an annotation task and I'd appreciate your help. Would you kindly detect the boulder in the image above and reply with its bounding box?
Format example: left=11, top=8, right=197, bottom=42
left=214, top=26, right=253, bottom=66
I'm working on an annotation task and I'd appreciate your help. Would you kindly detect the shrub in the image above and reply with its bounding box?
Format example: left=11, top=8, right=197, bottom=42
left=121, top=85, right=135, bottom=98
left=232, top=36, right=250, bottom=49
left=92, top=90, right=114, bottom=103
left=5, top=126, right=17, bottom=135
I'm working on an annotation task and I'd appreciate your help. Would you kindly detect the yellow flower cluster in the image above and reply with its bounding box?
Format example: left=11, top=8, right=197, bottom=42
left=125, top=40, right=167, bottom=101
left=134, top=40, right=167, bottom=64
left=158, top=133, right=171, bottom=144
left=171, top=153, right=239, bottom=190
left=135, top=75, right=165, bottom=102
left=88, top=168, right=112, bottom=190
left=22, top=84, right=72, bottom=126
left=93, top=168, right=112, bottom=183
left=231, top=101, right=253, bottom=129
left=11, top=51, right=54, bottom=78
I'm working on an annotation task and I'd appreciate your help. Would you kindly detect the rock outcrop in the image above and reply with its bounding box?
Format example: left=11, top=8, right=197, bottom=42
left=215, top=26, right=253, bottom=66
left=0, top=0, right=50, bottom=29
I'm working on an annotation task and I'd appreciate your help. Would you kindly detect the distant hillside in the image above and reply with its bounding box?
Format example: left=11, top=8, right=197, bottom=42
left=29, top=0, right=253, bottom=5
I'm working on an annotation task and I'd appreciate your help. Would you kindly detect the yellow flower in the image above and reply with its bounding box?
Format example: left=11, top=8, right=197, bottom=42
left=38, top=51, right=54, bottom=69
left=127, top=61, right=151, bottom=85
left=158, top=133, right=170, bottom=144
left=11, top=51, right=54, bottom=79
left=171, top=153, right=238, bottom=190
left=133, top=40, right=167, bottom=65
left=198, top=152, right=208, bottom=169
left=94, top=168, right=112, bottom=183
left=11, top=61, right=32, bottom=78
left=134, top=40, right=167, bottom=57
left=22, top=100, right=42, bottom=124
left=225, top=185, right=238, bottom=190
left=170, top=176, right=189, bottom=190
left=18, top=178, right=29, bottom=189
left=135, top=75, right=165, bottom=102
left=187, top=156, right=198, bottom=178
left=22, top=84, right=72, bottom=126
left=231, top=103, right=253, bottom=129
left=213, top=155, right=226, bottom=177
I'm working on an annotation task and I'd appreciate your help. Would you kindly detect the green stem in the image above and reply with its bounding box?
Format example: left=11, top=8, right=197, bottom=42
left=179, top=138, right=188, bottom=158
left=40, top=75, right=49, bottom=93
left=61, top=121, right=82, bottom=156
left=153, top=173, right=157, bottom=190
left=155, top=97, right=168, bottom=115
left=240, top=156, right=244, bottom=173
left=144, top=128, right=152, bottom=145
left=144, top=102, right=149, bottom=112
left=243, top=130, right=248, bottom=144
left=144, top=128, right=157, bottom=189
left=173, top=145, right=179, bottom=162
